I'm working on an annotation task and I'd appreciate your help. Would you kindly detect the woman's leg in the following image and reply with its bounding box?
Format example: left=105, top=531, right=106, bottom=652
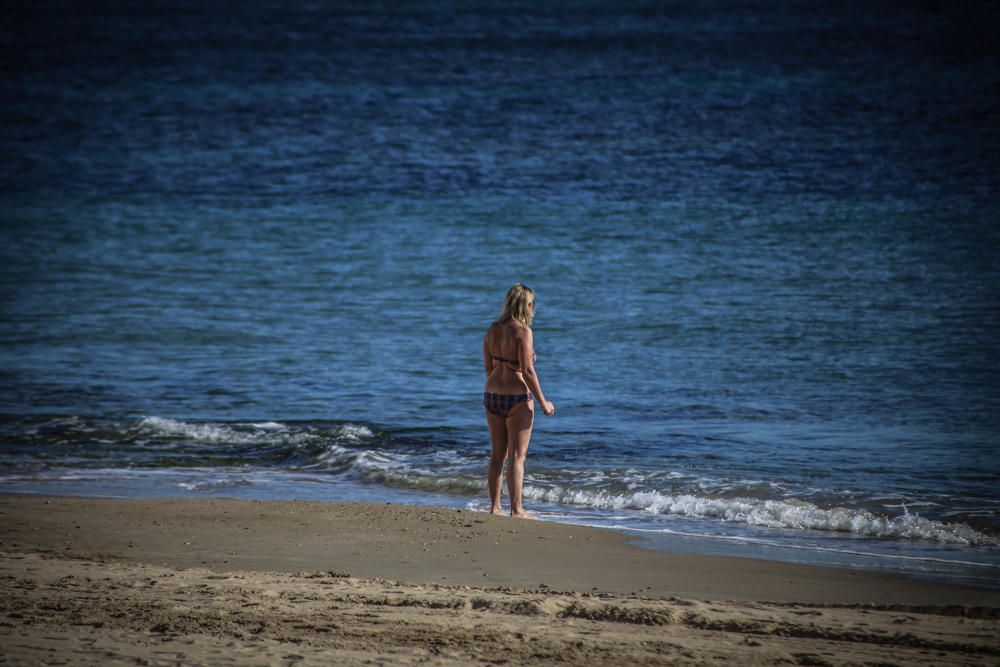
left=505, top=402, right=535, bottom=518
left=486, top=410, right=508, bottom=515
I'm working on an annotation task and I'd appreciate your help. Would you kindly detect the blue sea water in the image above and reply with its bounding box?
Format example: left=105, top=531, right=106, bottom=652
left=2, top=1, right=999, bottom=587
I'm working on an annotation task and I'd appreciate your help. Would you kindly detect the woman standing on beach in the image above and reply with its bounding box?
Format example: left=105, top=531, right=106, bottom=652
left=483, top=284, right=555, bottom=518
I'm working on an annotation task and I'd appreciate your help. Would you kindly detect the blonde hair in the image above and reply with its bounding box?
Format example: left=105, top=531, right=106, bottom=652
left=500, top=283, right=535, bottom=326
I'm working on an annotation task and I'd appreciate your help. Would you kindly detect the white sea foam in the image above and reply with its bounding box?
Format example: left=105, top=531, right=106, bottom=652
left=520, top=485, right=1000, bottom=547
left=136, top=416, right=364, bottom=447
left=138, top=416, right=264, bottom=444
left=579, top=523, right=1000, bottom=569
left=247, top=421, right=285, bottom=430
left=337, top=424, right=374, bottom=441
left=176, top=477, right=254, bottom=491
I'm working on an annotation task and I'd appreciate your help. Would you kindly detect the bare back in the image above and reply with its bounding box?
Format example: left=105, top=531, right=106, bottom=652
left=483, top=319, right=533, bottom=394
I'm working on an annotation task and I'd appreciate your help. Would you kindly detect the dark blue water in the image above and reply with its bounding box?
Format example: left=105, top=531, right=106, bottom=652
left=2, top=1, right=999, bottom=586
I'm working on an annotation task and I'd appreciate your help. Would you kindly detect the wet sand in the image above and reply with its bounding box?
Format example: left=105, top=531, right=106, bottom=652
left=1, top=495, right=997, bottom=665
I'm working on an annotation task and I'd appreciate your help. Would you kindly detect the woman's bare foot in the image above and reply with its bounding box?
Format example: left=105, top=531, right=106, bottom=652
left=490, top=507, right=505, bottom=516
left=510, top=509, right=535, bottom=519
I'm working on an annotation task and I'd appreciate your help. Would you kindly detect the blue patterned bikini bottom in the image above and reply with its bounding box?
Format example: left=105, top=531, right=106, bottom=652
left=483, top=391, right=533, bottom=418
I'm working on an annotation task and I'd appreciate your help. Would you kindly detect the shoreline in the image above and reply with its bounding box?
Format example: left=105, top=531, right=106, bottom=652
left=3, top=494, right=999, bottom=604
left=4, top=479, right=997, bottom=589
left=2, top=494, right=998, bottom=665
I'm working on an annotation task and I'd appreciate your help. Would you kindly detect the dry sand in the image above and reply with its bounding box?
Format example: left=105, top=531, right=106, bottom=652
left=1, top=495, right=997, bottom=665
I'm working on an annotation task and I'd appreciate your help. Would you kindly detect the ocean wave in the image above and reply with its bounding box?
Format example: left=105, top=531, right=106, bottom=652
left=520, top=485, right=1000, bottom=547
left=135, top=416, right=369, bottom=448
left=337, top=424, right=374, bottom=442
left=300, top=439, right=998, bottom=546
left=358, top=466, right=485, bottom=495
left=138, top=416, right=273, bottom=445
left=308, top=442, right=484, bottom=494
left=7, top=416, right=996, bottom=548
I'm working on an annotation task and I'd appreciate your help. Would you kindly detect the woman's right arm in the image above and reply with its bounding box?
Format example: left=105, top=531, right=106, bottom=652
left=519, top=329, right=555, bottom=416
left=483, top=331, right=495, bottom=378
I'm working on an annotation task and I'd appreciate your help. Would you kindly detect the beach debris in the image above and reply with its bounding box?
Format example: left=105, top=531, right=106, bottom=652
left=298, top=570, right=350, bottom=579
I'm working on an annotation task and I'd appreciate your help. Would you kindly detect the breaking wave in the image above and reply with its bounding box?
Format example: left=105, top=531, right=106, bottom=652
left=520, top=485, right=999, bottom=546
left=304, top=440, right=999, bottom=547
left=4, top=415, right=997, bottom=549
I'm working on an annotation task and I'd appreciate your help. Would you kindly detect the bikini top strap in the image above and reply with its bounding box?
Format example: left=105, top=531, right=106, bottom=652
left=491, top=354, right=520, bottom=366
left=491, top=351, right=537, bottom=367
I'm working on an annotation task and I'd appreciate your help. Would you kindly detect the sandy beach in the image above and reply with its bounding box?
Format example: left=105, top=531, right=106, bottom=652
left=1, top=495, right=997, bottom=665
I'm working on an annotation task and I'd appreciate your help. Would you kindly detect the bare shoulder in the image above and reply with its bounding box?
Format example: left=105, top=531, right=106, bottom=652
left=488, top=319, right=532, bottom=344
left=484, top=320, right=504, bottom=345
left=510, top=321, right=532, bottom=342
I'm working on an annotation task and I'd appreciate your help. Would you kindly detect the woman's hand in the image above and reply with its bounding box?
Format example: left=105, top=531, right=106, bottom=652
left=540, top=400, right=555, bottom=416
